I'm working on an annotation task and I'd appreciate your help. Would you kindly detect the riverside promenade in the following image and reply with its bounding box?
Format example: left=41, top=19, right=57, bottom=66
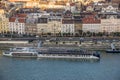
left=0, top=37, right=120, bottom=41
left=0, top=37, right=120, bottom=51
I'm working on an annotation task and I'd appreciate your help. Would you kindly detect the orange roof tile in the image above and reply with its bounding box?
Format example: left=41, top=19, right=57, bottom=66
left=18, top=18, right=25, bottom=23
left=82, top=15, right=101, bottom=24
left=9, top=17, right=25, bottom=23
left=9, top=17, right=16, bottom=22
left=17, top=14, right=27, bottom=18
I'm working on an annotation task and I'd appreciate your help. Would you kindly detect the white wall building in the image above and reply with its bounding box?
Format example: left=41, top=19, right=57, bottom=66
left=101, top=3, right=118, bottom=13
left=82, top=15, right=101, bottom=33
left=61, top=23, right=75, bottom=34
left=101, top=18, right=120, bottom=33
left=37, top=24, right=49, bottom=35
left=0, top=11, right=9, bottom=33
left=82, top=24, right=101, bottom=33
left=65, top=3, right=76, bottom=12
left=61, top=10, right=75, bottom=35
left=27, top=12, right=49, bottom=19
left=9, top=17, right=26, bottom=34
left=48, top=20, right=61, bottom=34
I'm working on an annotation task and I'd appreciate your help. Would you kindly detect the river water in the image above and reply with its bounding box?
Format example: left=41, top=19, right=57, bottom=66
left=0, top=52, right=120, bottom=80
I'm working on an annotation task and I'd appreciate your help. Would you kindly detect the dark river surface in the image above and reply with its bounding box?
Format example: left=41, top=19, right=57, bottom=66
left=0, top=52, right=120, bottom=80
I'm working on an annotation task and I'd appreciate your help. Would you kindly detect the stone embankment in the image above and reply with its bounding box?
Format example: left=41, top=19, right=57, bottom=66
left=41, top=41, right=120, bottom=51
left=0, top=40, right=120, bottom=51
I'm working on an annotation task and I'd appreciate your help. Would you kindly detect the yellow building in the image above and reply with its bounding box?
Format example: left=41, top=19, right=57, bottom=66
left=0, top=9, right=9, bottom=34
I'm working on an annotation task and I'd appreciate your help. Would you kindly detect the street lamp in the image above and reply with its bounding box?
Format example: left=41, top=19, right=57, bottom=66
left=10, top=31, right=13, bottom=39
left=53, top=22, right=56, bottom=37
left=41, top=29, right=44, bottom=37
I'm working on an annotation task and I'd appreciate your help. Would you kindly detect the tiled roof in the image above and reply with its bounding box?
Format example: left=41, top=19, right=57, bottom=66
left=82, top=15, right=101, bottom=24
left=16, top=14, right=27, bottom=18
left=18, top=14, right=27, bottom=17
left=70, top=3, right=75, bottom=6
left=112, top=0, right=120, bottom=3
left=18, top=18, right=26, bottom=23
left=9, top=17, right=16, bottom=22
left=62, top=19, right=74, bottom=24
left=9, top=17, right=25, bottom=23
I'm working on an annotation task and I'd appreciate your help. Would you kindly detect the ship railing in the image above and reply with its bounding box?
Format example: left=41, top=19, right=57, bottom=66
left=40, top=54, right=94, bottom=57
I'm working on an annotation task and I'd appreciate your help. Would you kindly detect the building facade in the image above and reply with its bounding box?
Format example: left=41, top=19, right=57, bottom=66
left=74, top=15, right=82, bottom=35
left=61, top=10, right=75, bottom=35
left=25, top=23, right=37, bottom=35
left=101, top=3, right=119, bottom=13
left=9, top=14, right=26, bottom=34
left=101, top=16, right=120, bottom=33
left=0, top=9, right=9, bottom=34
left=82, top=15, right=101, bottom=33
left=100, top=4, right=120, bottom=33
left=48, top=12, right=62, bottom=35
left=37, top=17, right=49, bottom=35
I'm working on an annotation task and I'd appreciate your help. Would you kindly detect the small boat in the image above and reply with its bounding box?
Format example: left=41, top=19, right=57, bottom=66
left=106, top=43, right=120, bottom=53
left=3, top=47, right=38, bottom=57
left=106, top=49, right=120, bottom=53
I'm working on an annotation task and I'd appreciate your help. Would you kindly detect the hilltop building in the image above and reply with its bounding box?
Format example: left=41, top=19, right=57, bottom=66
left=9, top=14, right=26, bottom=34
left=61, top=10, right=75, bottom=36
left=0, top=9, right=9, bottom=34
left=82, top=14, right=101, bottom=33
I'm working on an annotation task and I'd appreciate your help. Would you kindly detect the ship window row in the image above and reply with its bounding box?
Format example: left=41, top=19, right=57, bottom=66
left=40, top=54, right=92, bottom=57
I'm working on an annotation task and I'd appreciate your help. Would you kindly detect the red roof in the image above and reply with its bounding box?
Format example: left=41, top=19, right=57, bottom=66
left=18, top=18, right=26, bottom=23
left=70, top=3, right=75, bottom=6
left=9, top=17, right=16, bottom=22
left=82, top=15, right=101, bottom=24
left=62, top=19, right=74, bottom=24
left=9, top=17, right=25, bottom=23
left=17, top=14, right=27, bottom=18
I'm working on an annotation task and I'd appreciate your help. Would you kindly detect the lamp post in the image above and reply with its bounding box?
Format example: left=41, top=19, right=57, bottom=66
left=10, top=31, right=13, bottom=40
left=54, top=24, right=55, bottom=37
left=68, top=26, right=70, bottom=37
left=41, top=29, right=44, bottom=37
left=53, top=22, right=56, bottom=37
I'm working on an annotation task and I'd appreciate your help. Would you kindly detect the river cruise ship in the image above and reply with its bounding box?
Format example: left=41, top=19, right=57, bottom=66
left=3, top=47, right=38, bottom=57
left=3, top=47, right=100, bottom=59
left=37, top=49, right=100, bottom=60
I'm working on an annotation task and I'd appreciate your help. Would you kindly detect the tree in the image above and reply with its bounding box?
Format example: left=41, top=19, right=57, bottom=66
left=86, top=31, right=91, bottom=37
left=82, top=32, right=86, bottom=37
left=47, top=33, right=51, bottom=36
left=113, top=32, right=120, bottom=37
left=92, top=32, right=96, bottom=37
left=75, top=33, right=79, bottom=37
left=78, top=30, right=83, bottom=36
left=96, top=32, right=103, bottom=37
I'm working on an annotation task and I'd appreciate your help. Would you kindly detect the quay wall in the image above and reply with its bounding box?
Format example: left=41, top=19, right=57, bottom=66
left=0, top=41, right=28, bottom=44
left=0, top=40, right=120, bottom=51
left=33, top=41, right=120, bottom=51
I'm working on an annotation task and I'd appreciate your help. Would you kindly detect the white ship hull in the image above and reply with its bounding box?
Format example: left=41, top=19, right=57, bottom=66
left=3, top=52, right=12, bottom=57
left=38, top=54, right=99, bottom=59
left=3, top=47, right=38, bottom=58
left=3, top=52, right=38, bottom=57
left=3, top=47, right=100, bottom=59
